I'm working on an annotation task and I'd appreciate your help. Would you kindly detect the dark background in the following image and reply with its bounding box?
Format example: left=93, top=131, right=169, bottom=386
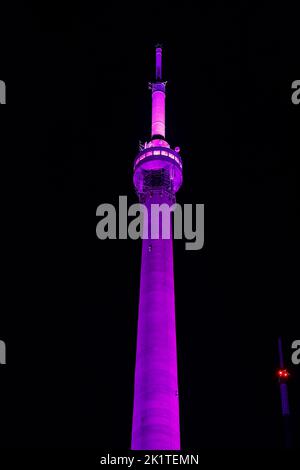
left=1, top=4, right=299, bottom=448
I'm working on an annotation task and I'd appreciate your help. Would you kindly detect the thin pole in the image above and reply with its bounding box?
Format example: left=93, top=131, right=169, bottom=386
left=278, top=337, right=292, bottom=448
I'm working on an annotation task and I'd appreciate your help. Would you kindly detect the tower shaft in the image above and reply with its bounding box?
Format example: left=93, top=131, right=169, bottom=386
left=131, top=194, right=180, bottom=450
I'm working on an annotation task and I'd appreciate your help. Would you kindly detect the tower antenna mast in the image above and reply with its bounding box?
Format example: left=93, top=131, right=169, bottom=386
left=277, top=336, right=292, bottom=448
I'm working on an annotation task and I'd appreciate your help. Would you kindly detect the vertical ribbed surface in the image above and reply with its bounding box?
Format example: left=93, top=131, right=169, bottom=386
left=131, top=193, right=180, bottom=450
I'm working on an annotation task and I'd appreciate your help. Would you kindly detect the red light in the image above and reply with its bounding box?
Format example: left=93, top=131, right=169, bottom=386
left=277, top=369, right=289, bottom=379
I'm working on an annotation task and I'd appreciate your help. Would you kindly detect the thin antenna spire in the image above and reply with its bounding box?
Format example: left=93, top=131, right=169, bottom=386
left=151, top=45, right=166, bottom=138
left=277, top=336, right=292, bottom=448
left=155, top=45, right=162, bottom=81
left=278, top=336, right=284, bottom=369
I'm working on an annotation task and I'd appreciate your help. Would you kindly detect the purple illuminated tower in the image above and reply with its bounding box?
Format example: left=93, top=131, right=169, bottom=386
left=131, top=46, right=183, bottom=450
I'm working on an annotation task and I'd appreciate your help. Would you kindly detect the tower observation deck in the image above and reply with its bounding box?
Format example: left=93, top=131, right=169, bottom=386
left=131, top=46, right=182, bottom=450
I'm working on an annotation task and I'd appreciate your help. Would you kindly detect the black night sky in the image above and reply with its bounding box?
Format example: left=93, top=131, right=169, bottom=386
left=1, top=4, right=299, bottom=450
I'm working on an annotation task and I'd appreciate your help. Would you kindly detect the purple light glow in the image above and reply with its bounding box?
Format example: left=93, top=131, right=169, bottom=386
left=280, top=383, right=290, bottom=416
left=131, top=194, right=180, bottom=450
left=156, top=46, right=162, bottom=80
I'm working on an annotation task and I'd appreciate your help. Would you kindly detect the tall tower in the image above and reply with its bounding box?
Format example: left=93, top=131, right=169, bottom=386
left=131, top=46, right=183, bottom=450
